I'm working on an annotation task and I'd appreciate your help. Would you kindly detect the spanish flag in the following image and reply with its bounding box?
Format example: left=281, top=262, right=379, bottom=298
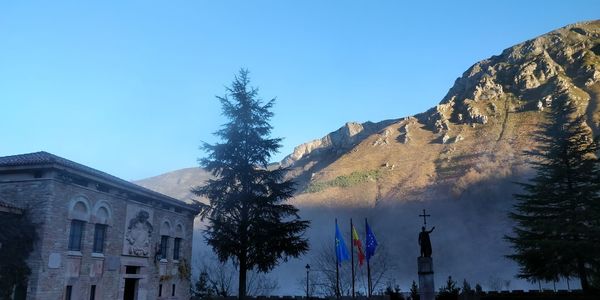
left=352, top=225, right=365, bottom=266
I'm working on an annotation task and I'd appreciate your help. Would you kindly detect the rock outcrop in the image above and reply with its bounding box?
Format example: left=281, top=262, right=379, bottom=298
left=280, top=120, right=397, bottom=167
left=421, top=21, right=600, bottom=131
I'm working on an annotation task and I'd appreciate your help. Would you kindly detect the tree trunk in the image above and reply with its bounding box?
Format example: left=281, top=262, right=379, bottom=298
left=577, top=258, right=590, bottom=292
left=239, top=255, right=247, bottom=299
left=239, top=195, right=249, bottom=299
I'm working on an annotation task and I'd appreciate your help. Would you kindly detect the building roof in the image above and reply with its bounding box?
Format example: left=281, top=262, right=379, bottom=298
left=0, top=151, right=199, bottom=214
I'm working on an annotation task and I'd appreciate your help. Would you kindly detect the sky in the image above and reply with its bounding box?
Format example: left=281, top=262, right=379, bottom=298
left=1, top=1, right=599, bottom=180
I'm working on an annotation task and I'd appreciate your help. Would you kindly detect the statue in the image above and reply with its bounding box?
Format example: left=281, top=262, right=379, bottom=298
left=417, top=209, right=435, bottom=300
left=418, top=226, right=435, bottom=257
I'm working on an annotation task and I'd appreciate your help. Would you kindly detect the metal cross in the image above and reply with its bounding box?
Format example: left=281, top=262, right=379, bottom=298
left=419, top=209, right=430, bottom=226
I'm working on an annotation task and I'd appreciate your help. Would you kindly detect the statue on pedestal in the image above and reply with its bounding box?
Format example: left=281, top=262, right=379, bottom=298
left=417, top=209, right=436, bottom=300
left=419, top=226, right=435, bottom=257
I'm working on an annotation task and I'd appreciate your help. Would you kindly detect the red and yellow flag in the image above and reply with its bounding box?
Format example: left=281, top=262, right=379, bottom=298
left=352, top=225, right=365, bottom=266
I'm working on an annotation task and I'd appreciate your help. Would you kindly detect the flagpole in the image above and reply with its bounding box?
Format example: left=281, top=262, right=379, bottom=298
left=366, top=218, right=372, bottom=298
left=367, top=257, right=372, bottom=297
left=335, top=218, right=340, bottom=299
left=350, top=218, right=355, bottom=299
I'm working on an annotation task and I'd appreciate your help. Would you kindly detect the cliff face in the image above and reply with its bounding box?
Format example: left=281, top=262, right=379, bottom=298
left=280, top=120, right=398, bottom=168
left=425, top=21, right=600, bottom=132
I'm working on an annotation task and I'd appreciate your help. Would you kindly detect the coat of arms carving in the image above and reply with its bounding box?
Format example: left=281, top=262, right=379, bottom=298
left=124, top=210, right=153, bottom=256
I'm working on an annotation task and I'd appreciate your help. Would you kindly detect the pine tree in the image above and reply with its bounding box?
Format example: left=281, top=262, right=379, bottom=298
left=475, top=284, right=482, bottom=295
left=461, top=279, right=474, bottom=299
left=193, top=271, right=215, bottom=299
left=193, top=69, right=310, bottom=298
left=438, top=276, right=460, bottom=299
left=409, top=280, right=419, bottom=300
left=506, top=99, right=600, bottom=292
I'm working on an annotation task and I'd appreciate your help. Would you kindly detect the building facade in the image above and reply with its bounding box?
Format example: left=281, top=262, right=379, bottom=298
left=0, top=152, right=199, bottom=300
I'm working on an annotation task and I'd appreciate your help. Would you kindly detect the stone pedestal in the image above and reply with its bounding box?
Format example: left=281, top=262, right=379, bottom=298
left=418, top=257, right=435, bottom=300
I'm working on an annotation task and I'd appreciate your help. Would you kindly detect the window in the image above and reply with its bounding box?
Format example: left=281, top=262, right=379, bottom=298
left=160, top=235, right=169, bottom=259
left=173, top=238, right=181, bottom=260
left=65, top=285, right=72, bottom=300
left=90, top=285, right=96, bottom=300
left=68, top=197, right=90, bottom=221
left=68, top=220, right=85, bottom=251
left=92, top=224, right=107, bottom=253
left=158, top=284, right=163, bottom=297
left=172, top=284, right=176, bottom=296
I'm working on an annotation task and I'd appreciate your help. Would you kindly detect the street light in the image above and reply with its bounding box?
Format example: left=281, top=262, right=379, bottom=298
left=305, top=264, right=310, bottom=299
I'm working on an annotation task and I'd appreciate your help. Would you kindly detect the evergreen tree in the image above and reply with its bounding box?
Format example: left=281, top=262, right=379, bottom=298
left=384, top=285, right=404, bottom=300
left=193, top=271, right=215, bottom=299
left=0, top=210, right=37, bottom=299
left=461, top=279, right=474, bottom=299
left=437, top=276, right=460, bottom=300
left=409, top=280, right=419, bottom=300
left=506, top=100, right=600, bottom=292
left=474, top=283, right=482, bottom=295
left=193, top=69, right=310, bottom=298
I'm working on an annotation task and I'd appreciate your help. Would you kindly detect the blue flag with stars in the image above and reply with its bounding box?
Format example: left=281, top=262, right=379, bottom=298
left=365, top=220, right=378, bottom=261
left=335, top=221, right=350, bottom=265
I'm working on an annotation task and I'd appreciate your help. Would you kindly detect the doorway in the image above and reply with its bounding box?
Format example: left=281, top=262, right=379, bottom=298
left=123, top=278, right=138, bottom=300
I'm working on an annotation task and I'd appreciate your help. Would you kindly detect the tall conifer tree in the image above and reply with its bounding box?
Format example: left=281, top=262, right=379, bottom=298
left=506, top=100, right=600, bottom=292
left=193, top=69, right=310, bottom=298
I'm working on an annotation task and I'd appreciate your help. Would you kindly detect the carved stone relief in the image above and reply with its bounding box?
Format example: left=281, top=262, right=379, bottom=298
left=123, top=205, right=154, bottom=257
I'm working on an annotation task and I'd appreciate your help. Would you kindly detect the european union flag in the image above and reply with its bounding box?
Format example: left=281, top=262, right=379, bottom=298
left=335, top=221, right=350, bottom=265
left=365, top=220, right=378, bottom=261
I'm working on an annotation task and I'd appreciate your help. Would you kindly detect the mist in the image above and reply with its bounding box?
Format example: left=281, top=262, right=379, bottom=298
left=191, top=171, right=578, bottom=296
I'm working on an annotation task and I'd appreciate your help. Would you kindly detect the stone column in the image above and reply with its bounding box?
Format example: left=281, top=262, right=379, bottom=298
left=418, top=256, right=435, bottom=300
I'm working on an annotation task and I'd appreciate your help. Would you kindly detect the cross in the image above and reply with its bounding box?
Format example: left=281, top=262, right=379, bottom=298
left=419, top=209, right=430, bottom=226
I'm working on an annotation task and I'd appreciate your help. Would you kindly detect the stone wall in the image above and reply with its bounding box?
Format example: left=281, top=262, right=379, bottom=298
left=0, top=177, right=54, bottom=299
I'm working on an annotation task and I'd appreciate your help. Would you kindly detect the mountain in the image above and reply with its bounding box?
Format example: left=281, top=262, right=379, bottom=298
left=138, top=21, right=600, bottom=206
left=135, top=167, right=212, bottom=204
left=286, top=20, right=600, bottom=207
left=135, top=21, right=600, bottom=293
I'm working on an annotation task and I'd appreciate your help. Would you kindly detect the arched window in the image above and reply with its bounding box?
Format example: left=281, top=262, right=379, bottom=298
left=92, top=201, right=112, bottom=225
left=159, top=220, right=171, bottom=260
left=92, top=201, right=112, bottom=254
left=160, top=220, right=171, bottom=236
left=68, top=196, right=90, bottom=222
left=173, top=223, right=184, bottom=260
left=67, top=196, right=90, bottom=251
left=175, top=223, right=184, bottom=238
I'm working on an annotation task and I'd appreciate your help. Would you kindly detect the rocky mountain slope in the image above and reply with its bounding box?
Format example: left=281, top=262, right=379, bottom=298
left=137, top=21, right=600, bottom=207
left=135, top=21, right=600, bottom=292
left=285, top=20, right=600, bottom=207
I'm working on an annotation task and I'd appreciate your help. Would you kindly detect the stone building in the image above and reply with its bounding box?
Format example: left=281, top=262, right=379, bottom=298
left=0, top=152, right=199, bottom=300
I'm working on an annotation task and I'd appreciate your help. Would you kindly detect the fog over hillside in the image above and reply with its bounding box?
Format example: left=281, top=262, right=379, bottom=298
left=183, top=171, right=548, bottom=295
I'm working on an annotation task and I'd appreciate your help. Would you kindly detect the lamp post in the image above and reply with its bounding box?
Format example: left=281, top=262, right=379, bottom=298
left=305, top=264, right=310, bottom=299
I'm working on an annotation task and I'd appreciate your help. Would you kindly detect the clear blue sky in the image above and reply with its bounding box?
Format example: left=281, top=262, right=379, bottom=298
left=1, top=1, right=598, bottom=180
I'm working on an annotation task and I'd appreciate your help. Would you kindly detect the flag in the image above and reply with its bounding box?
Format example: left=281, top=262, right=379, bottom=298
left=352, top=225, right=365, bottom=266
left=335, top=221, right=350, bottom=265
left=365, top=220, right=378, bottom=261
